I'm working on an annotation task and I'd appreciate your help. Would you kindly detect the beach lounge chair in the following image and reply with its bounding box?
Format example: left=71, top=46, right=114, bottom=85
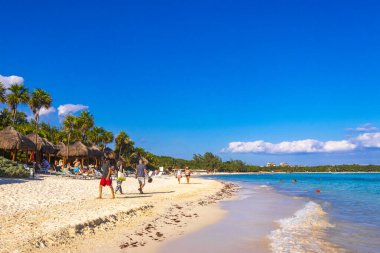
left=94, top=169, right=102, bottom=179
left=35, top=163, right=49, bottom=174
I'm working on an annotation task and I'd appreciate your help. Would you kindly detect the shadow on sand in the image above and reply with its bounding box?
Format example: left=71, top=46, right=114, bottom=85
left=120, top=195, right=153, bottom=199
left=0, top=177, right=43, bottom=185
left=128, top=191, right=175, bottom=195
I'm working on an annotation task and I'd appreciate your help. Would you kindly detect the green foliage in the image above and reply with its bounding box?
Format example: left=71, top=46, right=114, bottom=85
left=6, top=84, right=29, bottom=124
left=115, top=131, right=134, bottom=161
left=76, top=111, right=94, bottom=143
left=140, top=153, right=380, bottom=173
left=28, top=88, right=52, bottom=123
left=0, top=156, right=29, bottom=178
left=251, top=165, right=380, bottom=173
left=0, top=82, right=6, bottom=103
left=88, top=126, right=114, bottom=150
left=1, top=79, right=379, bottom=175
left=0, top=109, right=29, bottom=130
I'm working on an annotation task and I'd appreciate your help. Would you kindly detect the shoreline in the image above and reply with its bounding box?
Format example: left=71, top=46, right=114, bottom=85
left=159, top=180, right=346, bottom=253
left=0, top=175, right=238, bottom=253
left=157, top=183, right=303, bottom=253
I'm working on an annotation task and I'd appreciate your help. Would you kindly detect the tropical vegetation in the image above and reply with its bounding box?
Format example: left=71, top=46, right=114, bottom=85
left=1, top=80, right=380, bottom=176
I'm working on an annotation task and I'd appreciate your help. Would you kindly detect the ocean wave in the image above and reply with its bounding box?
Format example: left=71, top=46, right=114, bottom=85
left=269, top=201, right=344, bottom=253
left=254, top=184, right=273, bottom=190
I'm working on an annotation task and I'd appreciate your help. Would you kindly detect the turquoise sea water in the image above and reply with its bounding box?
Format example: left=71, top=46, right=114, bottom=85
left=205, top=173, right=380, bottom=253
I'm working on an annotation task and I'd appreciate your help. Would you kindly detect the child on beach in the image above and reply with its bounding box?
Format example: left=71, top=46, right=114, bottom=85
left=115, top=161, right=126, bottom=194
left=176, top=167, right=182, bottom=184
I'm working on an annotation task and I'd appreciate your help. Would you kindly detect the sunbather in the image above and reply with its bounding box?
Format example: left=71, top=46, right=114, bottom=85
left=73, top=158, right=81, bottom=175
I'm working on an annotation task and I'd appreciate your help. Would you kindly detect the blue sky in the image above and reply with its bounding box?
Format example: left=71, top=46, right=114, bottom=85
left=1, top=0, right=380, bottom=165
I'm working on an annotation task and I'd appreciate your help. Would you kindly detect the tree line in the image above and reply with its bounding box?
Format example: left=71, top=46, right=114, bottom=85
left=0, top=82, right=172, bottom=167
left=2, top=82, right=380, bottom=172
left=145, top=153, right=380, bottom=172
left=0, top=82, right=115, bottom=151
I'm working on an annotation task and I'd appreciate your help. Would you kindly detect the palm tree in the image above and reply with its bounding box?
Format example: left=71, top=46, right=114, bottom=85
left=76, top=111, right=94, bottom=144
left=0, top=108, right=28, bottom=130
left=63, top=115, right=77, bottom=164
left=115, top=131, right=134, bottom=159
left=101, top=130, right=114, bottom=151
left=6, top=84, right=29, bottom=125
left=0, top=82, right=6, bottom=104
left=28, top=88, right=52, bottom=162
left=88, top=126, right=106, bottom=148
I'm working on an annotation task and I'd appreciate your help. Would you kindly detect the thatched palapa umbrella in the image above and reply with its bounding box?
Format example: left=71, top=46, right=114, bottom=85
left=43, top=138, right=57, bottom=154
left=0, top=126, right=36, bottom=160
left=55, top=142, right=66, bottom=152
left=57, top=140, right=89, bottom=157
left=26, top=133, right=57, bottom=155
left=25, top=133, right=58, bottom=163
left=57, top=141, right=89, bottom=166
left=88, top=145, right=103, bottom=166
left=104, top=147, right=116, bottom=159
left=89, top=145, right=102, bottom=157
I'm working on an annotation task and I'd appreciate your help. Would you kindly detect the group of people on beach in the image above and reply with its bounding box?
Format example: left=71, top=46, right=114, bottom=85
left=97, top=157, right=150, bottom=199
left=29, top=153, right=195, bottom=201
left=97, top=157, right=193, bottom=199
left=36, top=157, right=98, bottom=176
left=175, top=166, right=192, bottom=184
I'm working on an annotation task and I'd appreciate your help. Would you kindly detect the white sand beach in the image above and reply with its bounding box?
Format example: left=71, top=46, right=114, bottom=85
left=0, top=175, right=237, bottom=253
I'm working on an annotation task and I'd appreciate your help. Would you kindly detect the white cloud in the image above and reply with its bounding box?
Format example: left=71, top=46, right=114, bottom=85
left=323, top=140, right=357, bottom=152
left=39, top=106, right=56, bottom=116
left=58, top=104, right=89, bottom=117
left=356, top=132, right=380, bottom=148
left=223, top=124, right=380, bottom=154
left=0, top=75, right=24, bottom=88
left=347, top=123, right=378, bottom=132
left=223, top=139, right=357, bottom=154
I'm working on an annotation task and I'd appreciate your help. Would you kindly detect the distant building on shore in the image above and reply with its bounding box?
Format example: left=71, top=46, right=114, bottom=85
left=266, top=162, right=276, bottom=167
left=280, top=162, right=290, bottom=167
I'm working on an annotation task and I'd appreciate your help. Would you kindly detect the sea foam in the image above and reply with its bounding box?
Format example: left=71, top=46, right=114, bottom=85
left=269, top=201, right=343, bottom=253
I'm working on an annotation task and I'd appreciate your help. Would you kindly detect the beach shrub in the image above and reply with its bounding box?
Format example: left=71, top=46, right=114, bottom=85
left=0, top=156, right=29, bottom=178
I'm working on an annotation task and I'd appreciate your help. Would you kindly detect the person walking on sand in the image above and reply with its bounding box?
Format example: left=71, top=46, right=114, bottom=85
left=115, top=161, right=125, bottom=194
left=98, top=157, right=115, bottom=199
left=176, top=167, right=182, bottom=184
left=185, top=167, right=192, bottom=184
left=136, top=159, right=148, bottom=194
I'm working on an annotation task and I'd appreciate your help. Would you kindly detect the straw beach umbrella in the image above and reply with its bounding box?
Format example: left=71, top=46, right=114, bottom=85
left=42, top=138, right=57, bottom=154
left=26, top=133, right=57, bottom=162
left=104, top=147, right=116, bottom=159
left=89, top=145, right=103, bottom=157
left=88, top=145, right=103, bottom=166
left=26, top=133, right=45, bottom=151
left=43, top=138, right=57, bottom=162
left=57, top=141, right=89, bottom=166
left=26, top=133, right=56, bottom=154
left=0, top=126, right=36, bottom=160
left=57, top=140, right=89, bottom=157
left=55, top=142, right=66, bottom=152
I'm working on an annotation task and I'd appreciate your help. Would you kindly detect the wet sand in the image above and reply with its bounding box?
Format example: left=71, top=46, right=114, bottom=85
left=158, top=184, right=306, bottom=253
